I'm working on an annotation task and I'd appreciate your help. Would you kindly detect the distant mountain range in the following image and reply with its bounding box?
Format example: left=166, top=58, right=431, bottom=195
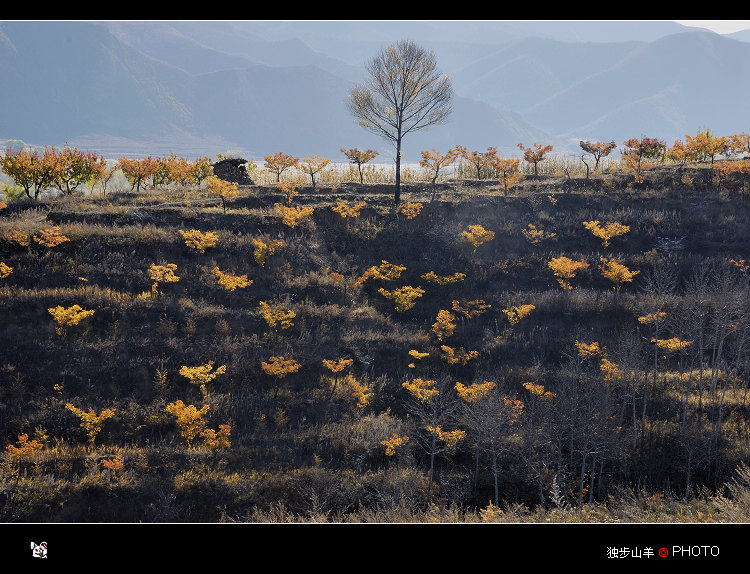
left=1, top=20, right=749, bottom=163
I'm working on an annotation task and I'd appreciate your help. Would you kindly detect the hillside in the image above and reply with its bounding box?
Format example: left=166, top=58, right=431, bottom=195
left=1, top=160, right=750, bottom=525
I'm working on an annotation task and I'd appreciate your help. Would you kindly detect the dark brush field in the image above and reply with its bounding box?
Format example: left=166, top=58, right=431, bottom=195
left=1, top=164, right=750, bottom=523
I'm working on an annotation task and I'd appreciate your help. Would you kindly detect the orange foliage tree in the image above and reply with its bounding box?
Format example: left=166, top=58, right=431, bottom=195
left=212, top=267, right=252, bottom=292
left=47, top=145, right=106, bottom=195
left=179, top=229, right=219, bottom=253
left=33, top=226, right=70, bottom=248
left=621, top=136, right=666, bottom=183
left=0, top=262, right=12, bottom=279
left=451, top=299, right=491, bottom=320
left=599, top=257, right=639, bottom=292
left=0, top=147, right=55, bottom=199
left=299, top=155, right=331, bottom=189
left=264, top=152, right=299, bottom=182
left=381, top=432, right=409, bottom=456
left=252, top=238, right=283, bottom=267
left=432, top=309, right=456, bottom=341
left=685, top=128, right=729, bottom=164
left=48, top=304, right=95, bottom=335
left=378, top=285, right=425, bottom=312
left=65, top=403, right=116, bottom=444
left=148, top=263, right=180, bottom=294
left=332, top=200, right=367, bottom=219
left=462, top=224, right=495, bottom=252
left=579, top=140, right=617, bottom=171
left=179, top=360, right=227, bottom=399
left=548, top=256, right=589, bottom=290
left=501, top=304, right=535, bottom=325
left=399, top=201, right=423, bottom=219
left=419, top=148, right=458, bottom=190
left=275, top=203, right=314, bottom=228
left=5, top=433, right=44, bottom=461
left=341, top=147, right=379, bottom=183
left=421, top=271, right=465, bottom=285
left=454, top=145, right=498, bottom=180
left=493, top=156, right=521, bottom=194
left=583, top=220, right=630, bottom=248
left=117, top=155, right=160, bottom=192
left=518, top=142, right=553, bottom=176
left=206, top=175, right=239, bottom=213
left=164, top=400, right=230, bottom=449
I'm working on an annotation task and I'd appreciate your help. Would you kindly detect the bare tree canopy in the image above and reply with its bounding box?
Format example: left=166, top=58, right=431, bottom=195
left=348, top=39, right=453, bottom=203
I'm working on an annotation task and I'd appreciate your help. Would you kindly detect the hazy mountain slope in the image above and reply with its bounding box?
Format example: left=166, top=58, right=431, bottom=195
left=104, top=21, right=362, bottom=81
left=0, top=21, right=193, bottom=143
left=2, top=21, right=749, bottom=162
left=522, top=31, right=750, bottom=143
left=104, top=21, right=262, bottom=75
left=446, top=37, right=641, bottom=113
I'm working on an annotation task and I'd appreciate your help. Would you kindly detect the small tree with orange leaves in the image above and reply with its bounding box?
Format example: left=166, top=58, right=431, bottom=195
left=332, top=200, right=367, bottom=219
left=548, top=256, right=589, bottom=290
left=421, top=271, right=465, bottom=285
left=378, top=285, right=424, bottom=312
left=5, top=433, right=44, bottom=462
left=258, top=301, right=295, bottom=331
left=148, top=263, right=180, bottom=294
left=33, top=226, right=70, bottom=248
left=583, top=220, right=630, bottom=248
left=65, top=403, right=116, bottom=444
left=432, top=309, right=456, bottom=341
left=252, top=238, right=283, bottom=267
left=262, top=356, right=301, bottom=398
left=419, top=148, right=458, bottom=196
left=179, top=360, right=227, bottom=399
left=462, top=224, right=495, bottom=253
left=621, top=136, right=666, bottom=183
left=357, top=260, right=406, bottom=285
left=381, top=432, right=409, bottom=457
left=164, top=400, right=209, bottom=447
left=493, top=156, right=522, bottom=194
left=299, top=155, right=331, bottom=189
left=212, top=266, right=252, bottom=292
left=599, top=257, right=639, bottom=292
left=117, top=155, right=160, bottom=192
left=48, top=304, right=95, bottom=335
left=0, top=262, right=12, bottom=279
left=206, top=175, right=239, bottom=213
left=451, top=299, right=491, bottom=320
left=502, top=304, right=535, bottom=326
left=179, top=229, right=219, bottom=253
left=440, top=345, right=479, bottom=366
left=264, top=152, right=299, bottom=182
left=322, top=357, right=353, bottom=399
left=275, top=203, right=314, bottom=228
left=518, top=142, right=553, bottom=176
left=579, top=140, right=617, bottom=171
left=454, top=145, right=498, bottom=180
left=399, top=201, right=423, bottom=220
left=341, top=147, right=379, bottom=183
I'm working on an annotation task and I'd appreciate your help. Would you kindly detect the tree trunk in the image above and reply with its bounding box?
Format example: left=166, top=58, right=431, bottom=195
left=394, top=138, right=402, bottom=204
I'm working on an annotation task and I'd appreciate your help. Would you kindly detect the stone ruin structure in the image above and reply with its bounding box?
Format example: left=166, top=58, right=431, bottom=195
left=212, top=158, right=254, bottom=185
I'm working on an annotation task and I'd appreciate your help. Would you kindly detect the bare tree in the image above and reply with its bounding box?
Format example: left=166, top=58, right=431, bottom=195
left=347, top=39, right=453, bottom=204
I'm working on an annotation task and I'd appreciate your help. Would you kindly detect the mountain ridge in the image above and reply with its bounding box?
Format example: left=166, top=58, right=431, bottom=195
left=1, top=21, right=749, bottom=162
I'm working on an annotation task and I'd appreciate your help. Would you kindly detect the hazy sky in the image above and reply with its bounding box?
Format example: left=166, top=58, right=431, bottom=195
left=675, top=20, right=750, bottom=34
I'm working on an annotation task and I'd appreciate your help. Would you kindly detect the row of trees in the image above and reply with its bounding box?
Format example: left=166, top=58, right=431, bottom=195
left=3, top=129, right=749, bottom=203
left=0, top=146, right=216, bottom=198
